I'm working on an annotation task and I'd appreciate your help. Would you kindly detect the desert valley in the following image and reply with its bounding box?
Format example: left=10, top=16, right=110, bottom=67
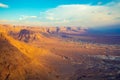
left=0, top=24, right=120, bottom=80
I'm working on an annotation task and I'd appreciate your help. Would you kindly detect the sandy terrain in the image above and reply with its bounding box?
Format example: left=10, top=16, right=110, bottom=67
left=0, top=24, right=120, bottom=80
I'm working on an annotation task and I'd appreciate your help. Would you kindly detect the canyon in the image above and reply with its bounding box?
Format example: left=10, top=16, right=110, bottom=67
left=0, top=24, right=120, bottom=80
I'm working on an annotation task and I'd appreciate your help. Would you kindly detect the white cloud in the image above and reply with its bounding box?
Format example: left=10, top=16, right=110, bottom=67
left=2, top=1, right=120, bottom=27
left=46, top=16, right=55, bottom=20
left=39, top=2, right=120, bottom=27
left=0, top=3, right=8, bottom=8
left=97, top=2, right=102, bottom=5
left=19, top=15, right=37, bottom=20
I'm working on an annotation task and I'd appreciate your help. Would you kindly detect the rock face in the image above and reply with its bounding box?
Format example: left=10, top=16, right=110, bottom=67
left=46, top=27, right=87, bottom=34
left=15, top=26, right=87, bottom=42
left=18, top=29, right=39, bottom=42
left=18, top=29, right=31, bottom=42
left=27, top=26, right=86, bottom=34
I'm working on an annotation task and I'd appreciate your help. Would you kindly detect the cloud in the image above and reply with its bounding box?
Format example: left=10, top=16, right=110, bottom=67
left=97, top=2, right=102, bottom=5
left=0, top=3, right=8, bottom=8
left=39, top=2, right=120, bottom=27
left=2, top=1, right=120, bottom=27
left=19, top=15, right=37, bottom=20
left=46, top=16, right=55, bottom=20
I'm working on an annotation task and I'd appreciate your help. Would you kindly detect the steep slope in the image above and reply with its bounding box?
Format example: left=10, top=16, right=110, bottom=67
left=0, top=33, right=30, bottom=80
left=0, top=32, right=55, bottom=80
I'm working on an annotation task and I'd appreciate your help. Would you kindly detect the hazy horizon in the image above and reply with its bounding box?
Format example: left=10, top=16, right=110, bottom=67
left=0, top=1, right=120, bottom=79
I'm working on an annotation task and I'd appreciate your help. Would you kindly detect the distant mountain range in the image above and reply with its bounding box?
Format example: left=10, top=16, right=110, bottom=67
left=87, top=24, right=120, bottom=36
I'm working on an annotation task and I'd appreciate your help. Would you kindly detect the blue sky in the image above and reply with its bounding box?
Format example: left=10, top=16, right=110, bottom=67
left=0, top=0, right=120, bottom=27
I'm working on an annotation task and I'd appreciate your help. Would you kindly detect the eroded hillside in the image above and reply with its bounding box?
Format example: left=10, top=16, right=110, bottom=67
left=0, top=25, right=58, bottom=80
left=0, top=24, right=120, bottom=80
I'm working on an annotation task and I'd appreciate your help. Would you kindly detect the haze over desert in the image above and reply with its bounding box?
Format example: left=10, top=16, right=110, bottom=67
left=0, top=0, right=120, bottom=80
left=0, top=24, right=120, bottom=80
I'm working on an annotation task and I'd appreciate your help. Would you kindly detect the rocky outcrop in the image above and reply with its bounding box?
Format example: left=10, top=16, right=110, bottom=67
left=16, top=26, right=87, bottom=42
left=18, top=29, right=30, bottom=41
left=18, top=29, right=39, bottom=42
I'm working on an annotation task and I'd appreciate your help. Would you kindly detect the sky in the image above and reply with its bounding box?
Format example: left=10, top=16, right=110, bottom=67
left=0, top=0, right=120, bottom=27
